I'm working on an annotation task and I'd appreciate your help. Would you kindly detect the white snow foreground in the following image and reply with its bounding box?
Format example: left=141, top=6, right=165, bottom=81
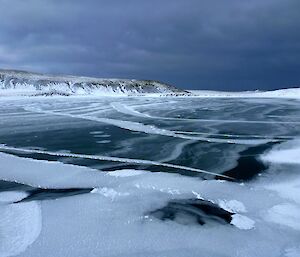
left=260, top=140, right=300, bottom=233
left=0, top=150, right=300, bottom=257
left=261, top=139, right=300, bottom=165
left=0, top=191, right=41, bottom=257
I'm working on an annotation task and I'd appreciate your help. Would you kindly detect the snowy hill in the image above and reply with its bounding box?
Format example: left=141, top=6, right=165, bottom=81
left=0, top=69, right=186, bottom=97
left=0, top=69, right=299, bottom=98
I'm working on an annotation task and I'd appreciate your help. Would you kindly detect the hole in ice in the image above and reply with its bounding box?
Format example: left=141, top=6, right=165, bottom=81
left=149, top=198, right=233, bottom=226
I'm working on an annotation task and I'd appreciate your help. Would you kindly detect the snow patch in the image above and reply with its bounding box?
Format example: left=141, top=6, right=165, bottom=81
left=231, top=214, right=255, bottom=230
left=0, top=152, right=109, bottom=189
left=0, top=191, right=28, bottom=203
left=91, top=187, right=129, bottom=200
left=285, top=247, right=300, bottom=257
left=262, top=140, right=300, bottom=165
left=189, top=88, right=300, bottom=99
left=218, top=200, right=247, bottom=213
left=96, top=140, right=111, bottom=144
left=108, top=169, right=146, bottom=177
left=0, top=192, right=42, bottom=257
left=266, top=204, right=300, bottom=230
left=265, top=177, right=300, bottom=204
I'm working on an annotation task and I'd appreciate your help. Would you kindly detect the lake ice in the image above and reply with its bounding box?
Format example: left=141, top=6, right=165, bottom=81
left=0, top=96, right=300, bottom=257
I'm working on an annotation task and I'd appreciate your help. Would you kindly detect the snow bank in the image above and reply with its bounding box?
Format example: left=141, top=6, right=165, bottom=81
left=189, top=87, right=300, bottom=99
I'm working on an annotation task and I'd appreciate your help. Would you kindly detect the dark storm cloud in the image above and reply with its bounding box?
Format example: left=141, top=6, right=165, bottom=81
left=0, top=0, right=299, bottom=90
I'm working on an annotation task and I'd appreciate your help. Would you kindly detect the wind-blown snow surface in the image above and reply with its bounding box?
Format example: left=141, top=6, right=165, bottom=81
left=0, top=96, right=300, bottom=257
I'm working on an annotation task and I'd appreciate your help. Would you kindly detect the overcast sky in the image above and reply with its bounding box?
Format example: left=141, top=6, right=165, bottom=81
left=0, top=0, right=299, bottom=90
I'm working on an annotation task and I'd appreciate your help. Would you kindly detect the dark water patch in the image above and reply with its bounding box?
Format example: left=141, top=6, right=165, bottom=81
left=101, top=164, right=138, bottom=172
left=217, top=142, right=279, bottom=181
left=15, top=188, right=93, bottom=203
left=102, top=164, right=201, bottom=177
left=0, top=149, right=62, bottom=162
left=0, top=149, right=113, bottom=169
left=0, top=179, right=93, bottom=203
left=149, top=199, right=232, bottom=226
left=144, top=165, right=208, bottom=178
left=0, top=180, right=32, bottom=192
left=0, top=125, right=147, bottom=158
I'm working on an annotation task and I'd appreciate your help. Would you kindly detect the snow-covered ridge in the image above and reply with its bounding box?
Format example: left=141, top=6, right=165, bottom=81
left=1, top=69, right=299, bottom=98
left=0, top=69, right=185, bottom=97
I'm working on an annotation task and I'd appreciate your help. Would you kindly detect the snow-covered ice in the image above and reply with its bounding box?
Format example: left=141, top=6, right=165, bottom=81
left=266, top=204, right=300, bottom=230
left=230, top=214, right=255, bottom=230
left=0, top=191, right=41, bottom=257
left=261, top=139, right=300, bottom=165
left=0, top=150, right=299, bottom=256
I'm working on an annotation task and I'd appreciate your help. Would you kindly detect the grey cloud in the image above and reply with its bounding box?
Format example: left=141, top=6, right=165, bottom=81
left=0, top=0, right=299, bottom=90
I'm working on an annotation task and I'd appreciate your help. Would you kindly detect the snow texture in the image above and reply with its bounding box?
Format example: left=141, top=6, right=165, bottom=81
left=0, top=192, right=41, bottom=257
left=0, top=151, right=299, bottom=257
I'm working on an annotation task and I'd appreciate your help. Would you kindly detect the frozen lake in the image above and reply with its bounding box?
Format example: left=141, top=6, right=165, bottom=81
left=0, top=96, right=300, bottom=257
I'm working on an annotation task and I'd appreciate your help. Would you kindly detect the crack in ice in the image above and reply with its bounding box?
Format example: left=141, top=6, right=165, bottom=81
left=0, top=144, right=233, bottom=180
